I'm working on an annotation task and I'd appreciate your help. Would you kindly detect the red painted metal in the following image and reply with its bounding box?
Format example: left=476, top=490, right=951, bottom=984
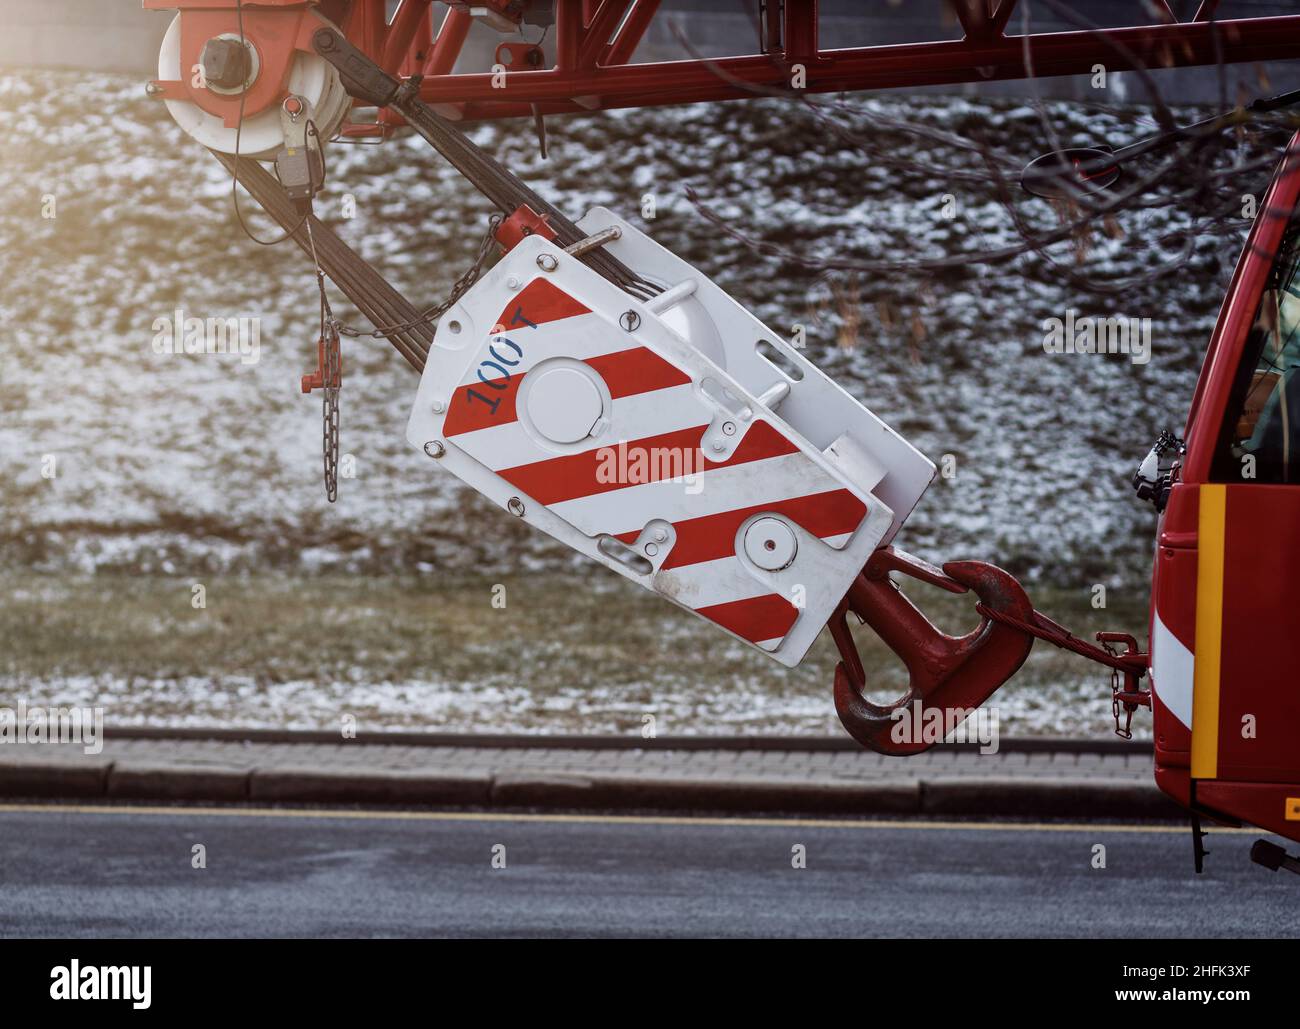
left=381, top=0, right=433, bottom=75
left=603, top=0, right=659, bottom=68
left=830, top=543, right=1152, bottom=756
left=1096, top=633, right=1152, bottom=740
left=1198, top=781, right=1300, bottom=842
left=1217, top=489, right=1300, bottom=783
left=1151, top=484, right=1196, bottom=767
left=154, top=3, right=1300, bottom=125
left=425, top=6, right=473, bottom=76
left=555, top=1, right=582, bottom=72
left=301, top=330, right=341, bottom=393
left=495, top=41, right=546, bottom=70
left=577, top=0, right=631, bottom=70
left=341, top=0, right=385, bottom=61
left=828, top=548, right=1036, bottom=756
left=326, top=1, right=1300, bottom=123
left=494, top=204, right=558, bottom=252
left=145, top=3, right=323, bottom=127
left=1150, top=135, right=1300, bottom=847
left=951, top=0, right=1017, bottom=40
left=403, top=17, right=1300, bottom=119
left=782, top=0, right=818, bottom=64
left=445, top=0, right=521, bottom=30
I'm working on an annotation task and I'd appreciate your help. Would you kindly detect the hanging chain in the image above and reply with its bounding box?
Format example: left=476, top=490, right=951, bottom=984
left=329, top=214, right=502, bottom=340
left=300, top=210, right=500, bottom=501
left=304, top=214, right=342, bottom=503
left=322, top=318, right=341, bottom=503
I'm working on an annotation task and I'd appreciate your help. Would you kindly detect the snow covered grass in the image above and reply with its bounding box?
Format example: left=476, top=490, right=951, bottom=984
left=0, top=571, right=1147, bottom=737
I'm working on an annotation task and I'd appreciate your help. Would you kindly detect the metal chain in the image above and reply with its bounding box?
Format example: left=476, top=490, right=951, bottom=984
left=301, top=210, right=502, bottom=501
left=322, top=321, right=340, bottom=503
left=330, top=214, right=502, bottom=340
left=304, top=214, right=342, bottom=503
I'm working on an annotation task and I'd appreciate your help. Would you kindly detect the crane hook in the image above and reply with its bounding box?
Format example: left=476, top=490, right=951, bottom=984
left=828, top=547, right=1037, bottom=755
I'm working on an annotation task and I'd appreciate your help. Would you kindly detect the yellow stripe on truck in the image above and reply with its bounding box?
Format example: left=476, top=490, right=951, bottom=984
left=1192, top=484, right=1226, bottom=779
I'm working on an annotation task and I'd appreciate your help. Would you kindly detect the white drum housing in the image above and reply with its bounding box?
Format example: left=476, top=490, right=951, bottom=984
left=157, top=12, right=350, bottom=159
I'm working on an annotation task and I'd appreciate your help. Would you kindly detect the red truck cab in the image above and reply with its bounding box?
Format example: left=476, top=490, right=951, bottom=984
left=1146, top=134, right=1300, bottom=849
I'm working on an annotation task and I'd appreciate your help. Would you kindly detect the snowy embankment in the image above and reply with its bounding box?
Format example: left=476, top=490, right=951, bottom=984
left=0, top=70, right=1261, bottom=588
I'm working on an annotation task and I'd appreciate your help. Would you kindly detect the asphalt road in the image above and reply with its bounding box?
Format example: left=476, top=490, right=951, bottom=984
left=0, top=804, right=1293, bottom=938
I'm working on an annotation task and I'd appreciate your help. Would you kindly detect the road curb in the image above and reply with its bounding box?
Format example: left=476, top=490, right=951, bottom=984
left=99, top=726, right=1154, bottom=754
left=248, top=767, right=494, bottom=806
left=0, top=761, right=110, bottom=799
left=108, top=762, right=250, bottom=802
left=920, top=776, right=1182, bottom=819
left=487, top=773, right=924, bottom=814
left=0, top=761, right=1176, bottom=819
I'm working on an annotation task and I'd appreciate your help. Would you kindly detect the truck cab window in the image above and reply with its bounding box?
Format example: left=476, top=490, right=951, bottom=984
left=1213, top=222, right=1300, bottom=484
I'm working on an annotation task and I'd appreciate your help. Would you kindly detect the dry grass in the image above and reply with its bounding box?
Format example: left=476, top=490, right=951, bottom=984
left=0, top=571, right=1148, bottom=736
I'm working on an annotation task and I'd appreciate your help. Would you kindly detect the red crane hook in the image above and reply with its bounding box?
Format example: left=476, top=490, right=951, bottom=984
left=827, top=547, right=1037, bottom=755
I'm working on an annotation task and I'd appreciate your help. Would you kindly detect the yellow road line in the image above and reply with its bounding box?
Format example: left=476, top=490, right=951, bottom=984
left=0, top=802, right=1258, bottom=834
left=1192, top=483, right=1226, bottom=779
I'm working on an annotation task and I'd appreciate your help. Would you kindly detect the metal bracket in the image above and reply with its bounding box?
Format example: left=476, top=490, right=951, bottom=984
left=1192, top=811, right=1210, bottom=874
left=274, top=94, right=325, bottom=210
